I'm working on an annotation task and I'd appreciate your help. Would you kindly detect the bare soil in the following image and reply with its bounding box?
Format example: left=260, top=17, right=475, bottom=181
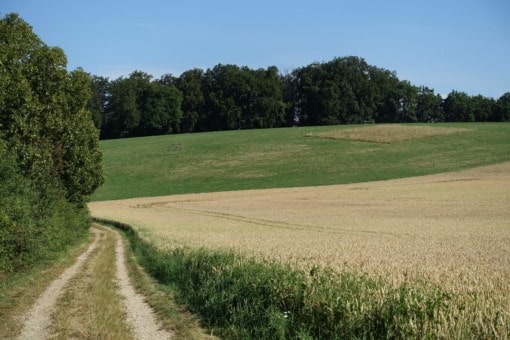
left=112, top=227, right=172, bottom=340
left=18, top=228, right=102, bottom=339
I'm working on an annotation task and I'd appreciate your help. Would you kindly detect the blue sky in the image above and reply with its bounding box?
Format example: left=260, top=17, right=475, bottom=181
left=2, top=0, right=509, bottom=98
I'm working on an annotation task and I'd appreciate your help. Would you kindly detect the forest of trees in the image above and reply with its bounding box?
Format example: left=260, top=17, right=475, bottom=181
left=89, top=57, right=510, bottom=139
left=0, top=14, right=103, bottom=273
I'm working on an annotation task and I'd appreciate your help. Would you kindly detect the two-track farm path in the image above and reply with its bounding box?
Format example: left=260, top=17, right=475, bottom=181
left=17, top=226, right=172, bottom=340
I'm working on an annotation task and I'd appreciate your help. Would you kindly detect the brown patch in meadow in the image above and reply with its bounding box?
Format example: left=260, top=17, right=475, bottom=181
left=307, top=124, right=473, bottom=143
left=232, top=170, right=274, bottom=178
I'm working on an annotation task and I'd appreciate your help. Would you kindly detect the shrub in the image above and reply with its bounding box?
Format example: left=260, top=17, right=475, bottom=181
left=0, top=13, right=102, bottom=275
left=0, top=140, right=89, bottom=275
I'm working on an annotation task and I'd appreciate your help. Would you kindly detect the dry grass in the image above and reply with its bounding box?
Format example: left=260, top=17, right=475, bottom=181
left=306, top=124, right=473, bottom=143
left=0, top=237, right=92, bottom=339
left=50, top=226, right=134, bottom=339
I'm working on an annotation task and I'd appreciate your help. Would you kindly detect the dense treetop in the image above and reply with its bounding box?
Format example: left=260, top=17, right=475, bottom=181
left=89, top=58, right=509, bottom=139
left=0, top=13, right=103, bottom=202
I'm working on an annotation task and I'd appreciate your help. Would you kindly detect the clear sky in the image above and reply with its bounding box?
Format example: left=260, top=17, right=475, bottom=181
left=2, top=0, right=509, bottom=98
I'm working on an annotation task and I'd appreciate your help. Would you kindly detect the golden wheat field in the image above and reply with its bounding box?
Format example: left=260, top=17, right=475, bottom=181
left=89, top=162, right=510, bottom=295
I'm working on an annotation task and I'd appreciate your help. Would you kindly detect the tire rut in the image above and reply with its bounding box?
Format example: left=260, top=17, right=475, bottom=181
left=17, top=226, right=172, bottom=340
left=112, top=227, right=173, bottom=339
left=18, top=228, right=103, bottom=339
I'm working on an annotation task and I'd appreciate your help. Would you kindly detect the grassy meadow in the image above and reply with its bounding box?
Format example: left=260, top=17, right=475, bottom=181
left=92, top=123, right=510, bottom=201
left=91, top=123, right=510, bottom=338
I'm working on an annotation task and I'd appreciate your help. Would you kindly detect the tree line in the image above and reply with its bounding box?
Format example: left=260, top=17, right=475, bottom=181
left=0, top=14, right=103, bottom=274
left=89, top=57, right=510, bottom=139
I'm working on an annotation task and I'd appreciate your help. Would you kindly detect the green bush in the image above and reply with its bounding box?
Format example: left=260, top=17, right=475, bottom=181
left=0, top=140, right=90, bottom=275
left=0, top=13, right=102, bottom=276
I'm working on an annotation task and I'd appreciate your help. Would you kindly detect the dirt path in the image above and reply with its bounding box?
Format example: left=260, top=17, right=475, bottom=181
left=18, top=228, right=103, bottom=339
left=18, top=226, right=172, bottom=340
left=112, top=227, right=172, bottom=340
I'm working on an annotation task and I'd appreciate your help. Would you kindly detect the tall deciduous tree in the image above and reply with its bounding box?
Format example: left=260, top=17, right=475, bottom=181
left=87, top=75, right=110, bottom=132
left=0, top=13, right=103, bottom=273
left=176, top=69, right=205, bottom=132
left=105, top=76, right=140, bottom=137
left=495, top=92, right=510, bottom=121
left=0, top=13, right=103, bottom=203
left=397, top=81, right=418, bottom=123
left=142, top=82, right=183, bottom=135
left=295, top=57, right=390, bottom=125
left=416, top=86, right=443, bottom=122
left=443, top=90, right=474, bottom=122
left=471, top=95, right=495, bottom=122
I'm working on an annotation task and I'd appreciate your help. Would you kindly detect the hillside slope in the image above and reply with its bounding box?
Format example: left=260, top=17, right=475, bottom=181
left=93, top=123, right=510, bottom=201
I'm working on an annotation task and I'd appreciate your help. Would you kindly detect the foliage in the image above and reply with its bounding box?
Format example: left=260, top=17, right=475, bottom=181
left=496, top=92, right=510, bottom=121
left=91, top=56, right=509, bottom=140
left=0, top=140, right=36, bottom=273
left=443, top=90, right=475, bottom=122
left=0, top=13, right=103, bottom=203
left=142, top=81, right=183, bottom=135
left=100, top=71, right=183, bottom=138
left=87, top=75, right=110, bottom=130
left=0, top=139, right=90, bottom=274
left=0, top=13, right=103, bottom=274
left=416, top=86, right=443, bottom=122
left=175, top=69, right=205, bottom=132
left=103, top=75, right=141, bottom=138
left=295, top=57, right=377, bottom=125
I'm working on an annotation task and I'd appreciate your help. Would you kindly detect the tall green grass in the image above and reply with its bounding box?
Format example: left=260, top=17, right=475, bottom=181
left=99, top=219, right=508, bottom=339
left=93, top=123, right=510, bottom=201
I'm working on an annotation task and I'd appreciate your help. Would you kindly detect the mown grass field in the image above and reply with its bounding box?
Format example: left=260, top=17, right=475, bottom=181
left=90, top=123, right=510, bottom=338
left=92, top=123, right=510, bottom=201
